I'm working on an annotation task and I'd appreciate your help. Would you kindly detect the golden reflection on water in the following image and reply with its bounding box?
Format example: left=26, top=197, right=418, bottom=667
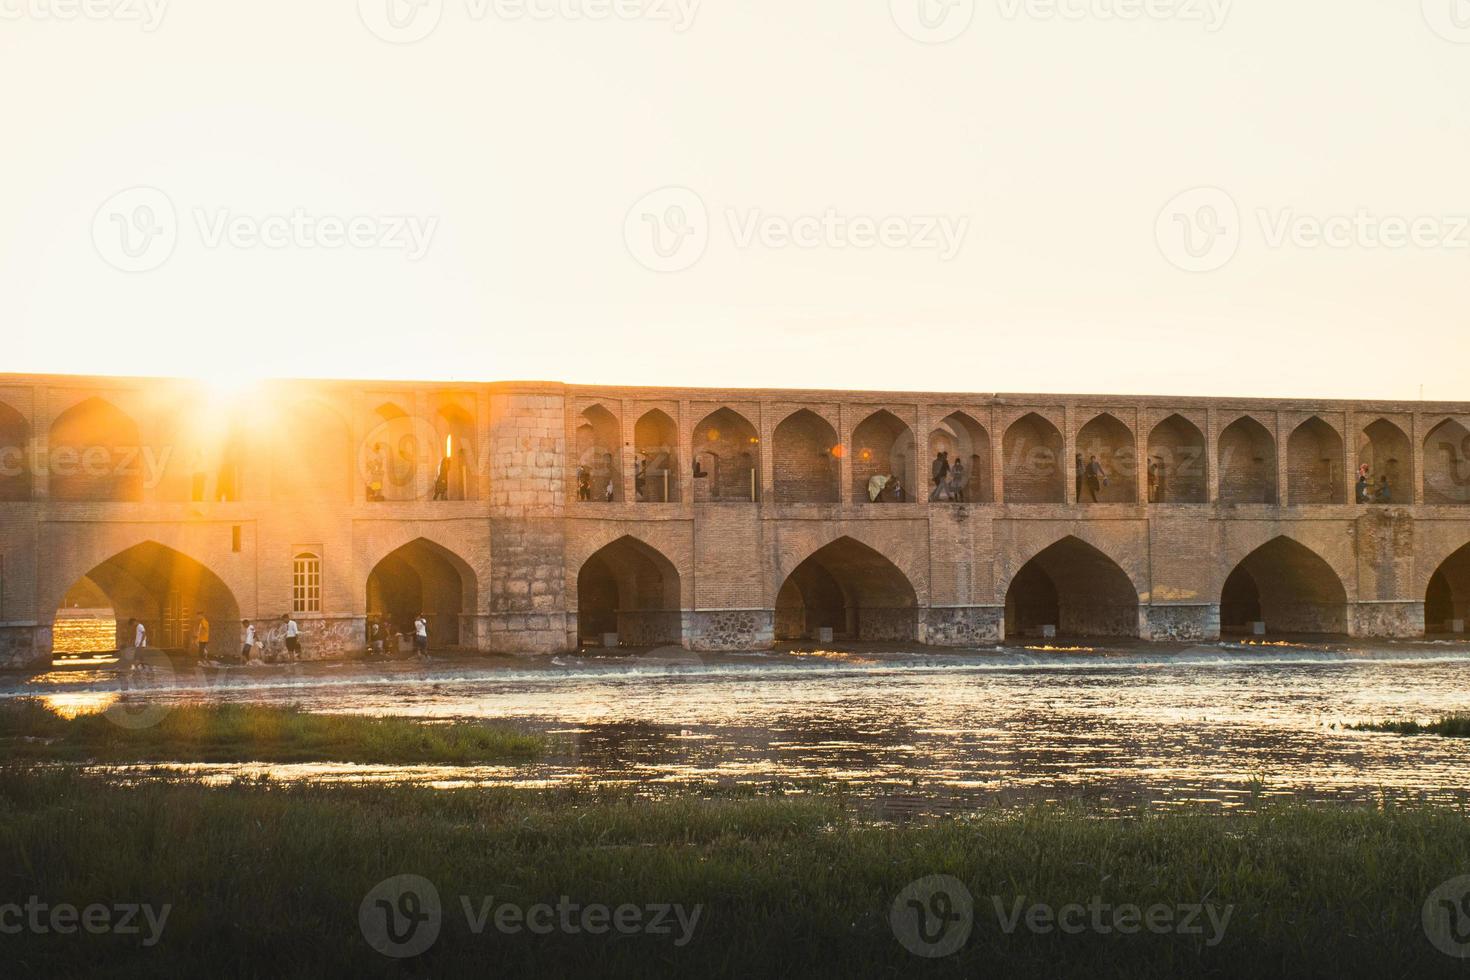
left=42, top=692, right=120, bottom=718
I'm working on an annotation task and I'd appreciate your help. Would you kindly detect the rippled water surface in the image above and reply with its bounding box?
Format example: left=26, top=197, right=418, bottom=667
left=7, top=640, right=1470, bottom=813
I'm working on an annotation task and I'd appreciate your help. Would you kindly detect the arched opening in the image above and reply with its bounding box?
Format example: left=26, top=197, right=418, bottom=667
left=851, top=410, right=916, bottom=504
left=366, top=538, right=477, bottom=649
left=1003, top=537, right=1139, bottom=640
left=1287, top=417, right=1345, bottom=505
left=364, top=402, right=421, bottom=502
left=575, top=405, right=621, bottom=503
left=1425, top=542, right=1470, bottom=635
left=1218, top=416, right=1277, bottom=505
left=272, top=400, right=353, bottom=503
left=1076, top=413, right=1137, bottom=504
left=576, top=537, right=682, bottom=647
left=772, top=410, right=840, bottom=504
left=434, top=402, right=477, bottom=501
left=1220, top=537, right=1347, bottom=636
left=928, top=412, right=991, bottom=503
left=0, top=400, right=32, bottom=501
left=1003, top=413, right=1064, bottom=504
left=49, top=397, right=144, bottom=502
left=634, top=410, right=680, bottom=503
left=692, top=408, right=759, bottom=502
left=1423, top=419, right=1470, bottom=506
left=52, top=542, right=241, bottom=659
left=1357, top=419, right=1411, bottom=505
left=774, top=537, right=918, bottom=642
left=1146, top=414, right=1206, bottom=503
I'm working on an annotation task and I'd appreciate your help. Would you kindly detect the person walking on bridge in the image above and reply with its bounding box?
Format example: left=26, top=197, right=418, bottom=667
left=1084, top=455, right=1106, bottom=503
left=949, top=456, right=967, bottom=502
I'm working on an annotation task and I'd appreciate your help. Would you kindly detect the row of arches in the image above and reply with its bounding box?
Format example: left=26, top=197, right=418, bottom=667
left=45, top=532, right=1470, bottom=660
left=574, top=403, right=1470, bottom=507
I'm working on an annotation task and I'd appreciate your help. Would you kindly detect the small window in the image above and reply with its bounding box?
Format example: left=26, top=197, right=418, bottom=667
left=292, top=552, right=321, bottom=613
left=232, top=526, right=242, bottom=553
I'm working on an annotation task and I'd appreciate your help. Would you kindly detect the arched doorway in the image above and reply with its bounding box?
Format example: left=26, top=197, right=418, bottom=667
left=576, top=537, right=682, bottom=647
left=576, top=404, right=621, bottom=503
left=928, top=412, right=991, bottom=503
left=692, top=408, right=760, bottom=503
left=772, top=410, right=840, bottom=503
left=851, top=410, right=916, bottom=503
left=366, top=539, right=477, bottom=649
left=1359, top=418, right=1412, bottom=505
left=774, top=537, right=918, bottom=643
left=634, top=410, right=680, bottom=503
left=1287, top=417, right=1345, bottom=505
left=1218, top=415, right=1277, bottom=505
left=49, top=397, right=144, bottom=502
left=1220, top=537, right=1347, bottom=636
left=1004, top=537, right=1139, bottom=640
left=52, top=542, right=241, bottom=658
left=1426, top=542, right=1470, bottom=635
left=1076, top=413, right=1137, bottom=503
left=1003, top=413, right=1065, bottom=503
left=1146, top=414, right=1206, bottom=503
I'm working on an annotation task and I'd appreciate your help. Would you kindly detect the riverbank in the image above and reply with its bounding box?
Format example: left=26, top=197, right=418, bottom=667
left=2, top=769, right=1468, bottom=977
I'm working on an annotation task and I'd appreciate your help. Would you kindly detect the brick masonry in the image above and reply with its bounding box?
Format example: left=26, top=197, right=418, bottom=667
left=2, top=375, right=1470, bottom=668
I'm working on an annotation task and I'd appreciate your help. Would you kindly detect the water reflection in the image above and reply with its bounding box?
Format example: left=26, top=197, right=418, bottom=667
left=8, top=640, right=1470, bottom=814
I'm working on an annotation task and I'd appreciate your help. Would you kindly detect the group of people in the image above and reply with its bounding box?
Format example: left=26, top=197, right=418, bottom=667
left=576, top=466, right=616, bottom=502
left=365, top=444, right=456, bottom=502
left=929, top=451, right=969, bottom=502
left=116, top=613, right=303, bottom=670
left=1356, top=464, right=1394, bottom=504
left=366, top=613, right=432, bottom=661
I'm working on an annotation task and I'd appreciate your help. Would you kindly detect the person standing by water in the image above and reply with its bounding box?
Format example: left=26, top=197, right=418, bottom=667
left=194, top=613, right=210, bottom=663
left=241, top=620, right=256, bottom=664
left=413, top=613, right=430, bottom=661
left=282, top=614, right=301, bottom=661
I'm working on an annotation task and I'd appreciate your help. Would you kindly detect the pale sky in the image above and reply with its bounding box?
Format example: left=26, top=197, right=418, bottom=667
left=3, top=0, right=1468, bottom=399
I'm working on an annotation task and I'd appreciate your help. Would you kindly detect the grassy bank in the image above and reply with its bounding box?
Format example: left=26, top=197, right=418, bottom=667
left=1351, top=714, right=1470, bottom=737
left=0, top=702, right=545, bottom=764
left=2, top=770, right=1469, bottom=978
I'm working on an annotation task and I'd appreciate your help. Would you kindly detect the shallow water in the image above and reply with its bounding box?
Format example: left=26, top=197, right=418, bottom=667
left=6, top=640, right=1470, bottom=814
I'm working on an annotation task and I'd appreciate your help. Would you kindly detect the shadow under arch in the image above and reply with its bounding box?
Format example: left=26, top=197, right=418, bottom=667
left=577, top=536, right=683, bottom=647
left=52, top=541, right=242, bottom=657
left=1220, top=536, right=1348, bottom=636
left=1004, top=536, right=1139, bottom=640
left=1426, top=540, right=1470, bottom=635
left=774, top=536, right=919, bottom=643
left=366, top=537, right=480, bottom=648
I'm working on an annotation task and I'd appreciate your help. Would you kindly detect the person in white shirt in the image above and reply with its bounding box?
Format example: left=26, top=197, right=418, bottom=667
left=134, top=619, right=148, bottom=649
left=241, top=620, right=256, bottom=663
left=413, top=614, right=429, bottom=660
left=282, top=614, right=301, bottom=660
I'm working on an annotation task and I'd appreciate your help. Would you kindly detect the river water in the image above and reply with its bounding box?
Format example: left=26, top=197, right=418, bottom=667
left=6, top=640, right=1470, bottom=814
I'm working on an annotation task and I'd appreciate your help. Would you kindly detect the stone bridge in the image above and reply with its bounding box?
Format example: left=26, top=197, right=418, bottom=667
left=2, top=373, right=1469, bottom=668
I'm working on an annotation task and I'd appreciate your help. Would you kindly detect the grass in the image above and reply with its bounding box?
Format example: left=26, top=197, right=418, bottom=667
left=3, top=769, right=1470, bottom=978
left=0, top=701, right=545, bottom=764
left=1350, top=714, right=1470, bottom=738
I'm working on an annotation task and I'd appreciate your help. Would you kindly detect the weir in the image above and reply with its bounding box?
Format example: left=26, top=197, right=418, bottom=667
left=1, top=374, right=1469, bottom=666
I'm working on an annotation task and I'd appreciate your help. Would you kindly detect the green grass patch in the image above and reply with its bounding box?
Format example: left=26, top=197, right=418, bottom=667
left=1350, top=713, right=1470, bottom=737
left=0, top=701, right=545, bottom=764
left=2, top=769, right=1469, bottom=977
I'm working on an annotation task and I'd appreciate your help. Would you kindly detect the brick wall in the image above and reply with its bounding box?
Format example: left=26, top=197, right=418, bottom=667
left=772, top=410, right=839, bottom=503
left=1003, top=414, right=1065, bottom=503
left=1218, top=417, right=1277, bottom=504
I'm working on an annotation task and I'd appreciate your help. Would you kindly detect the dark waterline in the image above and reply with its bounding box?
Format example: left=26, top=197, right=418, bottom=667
left=8, top=639, right=1470, bottom=815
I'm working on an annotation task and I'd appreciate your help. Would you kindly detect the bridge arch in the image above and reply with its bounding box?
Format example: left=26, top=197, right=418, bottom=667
left=1077, top=412, right=1137, bottom=503
left=272, top=399, right=353, bottom=503
left=692, top=408, right=760, bottom=502
left=1003, top=412, right=1065, bottom=504
left=851, top=409, right=916, bottom=503
left=1218, top=415, right=1277, bottom=504
left=929, top=411, right=991, bottom=503
left=774, top=536, right=919, bottom=643
left=1287, top=416, right=1345, bottom=505
left=1146, top=414, right=1206, bottom=503
left=576, top=404, right=621, bottom=502
left=0, top=399, right=31, bottom=501
left=49, top=396, right=144, bottom=502
left=1220, top=536, right=1347, bottom=636
left=1424, top=418, right=1470, bottom=505
left=575, top=535, right=683, bottom=647
left=634, top=409, right=680, bottom=503
left=1002, top=536, right=1140, bottom=640
left=773, top=409, right=840, bottom=503
left=1358, top=418, right=1412, bottom=504
left=366, top=537, right=479, bottom=648
left=1425, top=541, right=1470, bottom=635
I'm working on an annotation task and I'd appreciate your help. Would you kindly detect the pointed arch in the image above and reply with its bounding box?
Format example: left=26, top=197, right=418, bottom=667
left=1003, top=536, right=1139, bottom=639
left=772, top=409, right=840, bottom=504
left=850, top=410, right=916, bottom=503
left=272, top=399, right=354, bottom=503
left=634, top=409, right=680, bottom=503
left=1146, top=414, right=1206, bottom=503
left=775, top=536, right=919, bottom=642
left=49, top=396, right=144, bottom=502
left=1426, top=541, right=1470, bottom=635
left=1003, top=413, right=1065, bottom=504
left=692, top=408, right=760, bottom=503
left=1220, top=536, right=1347, bottom=636
left=576, top=535, right=683, bottom=646
left=0, top=399, right=31, bottom=501
left=575, top=404, right=621, bottom=502
left=435, top=401, right=478, bottom=501
left=1287, top=416, right=1345, bottom=505
left=928, top=411, right=991, bottom=503
left=363, top=401, right=420, bottom=501
left=1218, top=415, right=1277, bottom=505
left=1424, top=418, right=1470, bottom=505
left=1076, top=412, right=1137, bottom=503
left=366, top=537, right=479, bottom=648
